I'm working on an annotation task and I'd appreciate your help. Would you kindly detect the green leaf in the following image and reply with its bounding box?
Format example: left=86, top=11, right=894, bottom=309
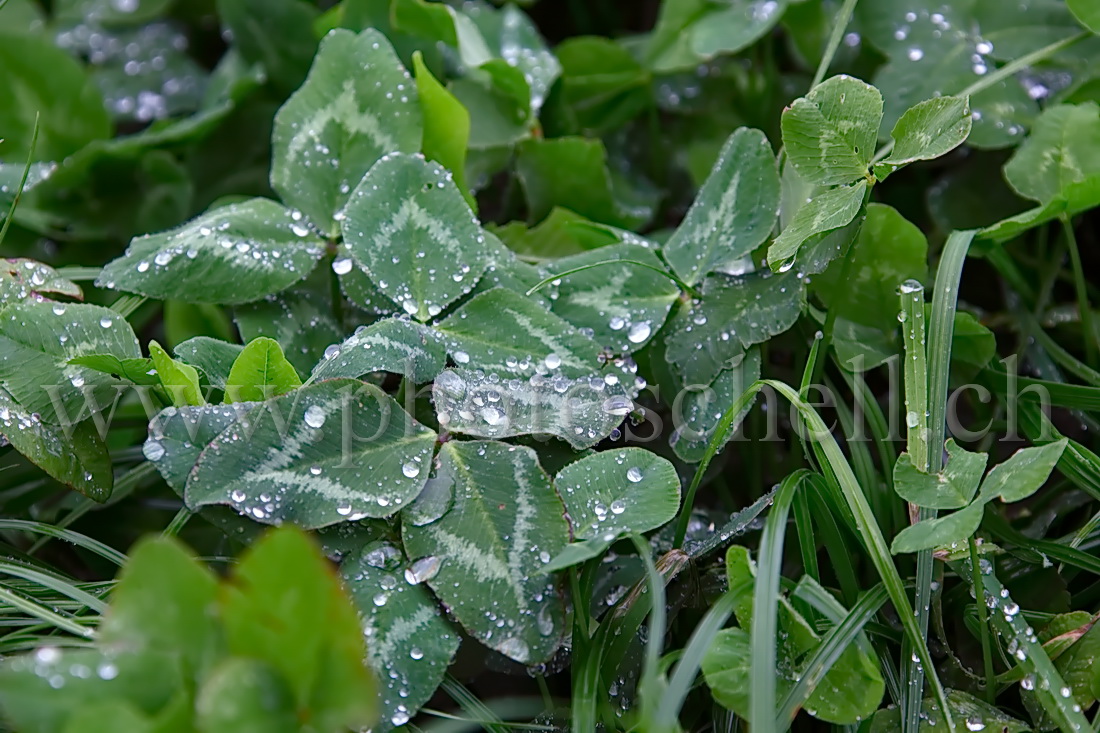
left=433, top=287, right=603, bottom=378
left=270, top=29, right=421, bottom=234
left=0, top=32, right=110, bottom=162
left=812, top=203, right=928, bottom=340
left=978, top=438, right=1069, bottom=503
left=0, top=391, right=113, bottom=501
left=195, top=658, right=299, bottom=733
left=66, top=355, right=158, bottom=386
left=342, top=153, right=490, bottom=321
left=0, top=301, right=141, bottom=423
left=459, top=3, right=559, bottom=111
left=663, top=128, right=781, bottom=286
left=312, top=318, right=446, bottom=383
left=878, top=95, right=973, bottom=174
left=543, top=537, right=613, bottom=573
left=219, top=527, right=377, bottom=731
left=555, top=448, right=680, bottom=539
left=515, top=136, right=656, bottom=230
left=0, top=259, right=81, bottom=309
left=703, top=555, right=884, bottom=725
left=545, top=243, right=680, bottom=353
left=781, top=75, right=883, bottom=186
left=234, top=274, right=345, bottom=377
left=671, top=348, right=761, bottom=463
left=186, top=379, right=436, bottom=528
left=336, top=249, right=400, bottom=315
left=768, top=180, right=868, bottom=268
left=1068, top=0, right=1100, bottom=32
left=0, top=648, right=184, bottom=733
left=431, top=367, right=632, bottom=449
left=163, top=300, right=236, bottom=349
left=1004, top=102, right=1100, bottom=204
left=664, top=271, right=803, bottom=386
left=950, top=310, right=997, bottom=370
left=890, top=501, right=985, bottom=553
left=867, top=689, right=1030, bottom=733
left=149, top=340, right=204, bottom=407
left=413, top=52, right=473, bottom=210
left=402, top=441, right=569, bottom=664
left=173, top=337, right=244, bottom=389
left=216, top=0, right=318, bottom=96
left=341, top=541, right=459, bottom=730
left=689, top=0, right=791, bottom=59
left=61, top=701, right=155, bottom=733
left=893, top=439, right=988, bottom=510
left=859, top=1, right=1041, bottom=149
left=645, top=0, right=789, bottom=72
left=146, top=403, right=257, bottom=495
left=224, top=337, right=302, bottom=404
left=1023, top=620, right=1100, bottom=728
left=552, top=37, right=651, bottom=135
left=97, top=199, right=326, bottom=305
left=97, top=536, right=222, bottom=680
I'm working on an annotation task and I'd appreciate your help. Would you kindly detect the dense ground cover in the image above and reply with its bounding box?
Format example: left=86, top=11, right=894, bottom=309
left=1, top=0, right=1100, bottom=730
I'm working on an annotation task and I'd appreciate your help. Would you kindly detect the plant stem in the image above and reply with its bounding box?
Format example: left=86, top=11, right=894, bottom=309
left=1061, top=213, right=1098, bottom=367
left=902, top=230, right=975, bottom=732
left=811, top=0, right=860, bottom=88
left=873, top=32, right=1088, bottom=163
left=0, top=113, right=39, bottom=247
left=969, top=538, right=997, bottom=703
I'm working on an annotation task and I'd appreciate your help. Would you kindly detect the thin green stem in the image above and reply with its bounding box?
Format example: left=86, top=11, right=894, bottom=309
left=969, top=538, right=997, bottom=703
left=902, top=230, right=975, bottom=733
left=899, top=279, right=930, bottom=471
left=0, top=112, right=39, bottom=247
left=52, top=266, right=103, bottom=282
left=524, top=259, right=698, bottom=298
left=873, top=32, right=1088, bottom=163
left=750, top=471, right=807, bottom=733
left=0, top=585, right=95, bottom=639
left=811, top=0, right=860, bottom=88
left=1061, top=214, right=1098, bottom=366
left=161, top=507, right=193, bottom=538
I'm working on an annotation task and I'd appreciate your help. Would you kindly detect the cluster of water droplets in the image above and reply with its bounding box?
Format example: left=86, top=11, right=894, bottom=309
left=56, top=17, right=205, bottom=123
left=432, top=359, right=636, bottom=447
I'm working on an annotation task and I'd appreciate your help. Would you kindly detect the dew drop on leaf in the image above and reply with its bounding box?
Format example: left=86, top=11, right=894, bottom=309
left=304, top=405, right=326, bottom=428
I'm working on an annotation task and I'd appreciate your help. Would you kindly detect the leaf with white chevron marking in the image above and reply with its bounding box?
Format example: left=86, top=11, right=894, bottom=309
left=341, top=540, right=459, bottom=731
left=270, top=29, right=422, bottom=234
left=342, top=153, right=491, bottom=321
left=401, top=441, right=568, bottom=664
left=185, top=379, right=437, bottom=528
left=97, top=199, right=325, bottom=305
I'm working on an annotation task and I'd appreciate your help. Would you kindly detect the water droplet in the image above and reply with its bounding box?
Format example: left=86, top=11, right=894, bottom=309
left=610, top=499, right=626, bottom=514
left=304, top=405, right=326, bottom=428
left=908, top=47, right=924, bottom=61
left=405, top=555, right=442, bottom=585
left=602, top=396, right=633, bottom=416
left=453, top=350, right=470, bottom=364
left=402, top=461, right=421, bottom=478
left=143, top=440, right=165, bottom=461
left=609, top=316, right=626, bottom=331
left=332, top=257, right=353, bottom=275
left=544, top=353, right=562, bottom=370
left=99, top=317, right=113, bottom=328
left=627, top=467, right=643, bottom=483
left=627, top=321, right=651, bottom=344
left=906, top=411, right=919, bottom=428
left=410, top=647, right=424, bottom=660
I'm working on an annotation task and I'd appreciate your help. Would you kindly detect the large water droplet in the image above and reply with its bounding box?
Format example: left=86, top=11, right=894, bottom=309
left=405, top=555, right=442, bottom=585
left=304, top=405, right=326, bottom=428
